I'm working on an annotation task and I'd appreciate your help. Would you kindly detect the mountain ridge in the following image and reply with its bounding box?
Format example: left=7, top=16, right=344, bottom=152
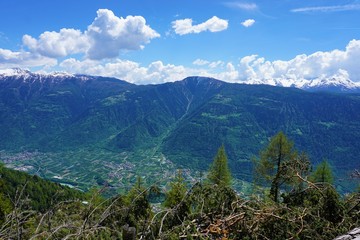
left=2, top=68, right=360, bottom=92
left=1, top=70, right=360, bottom=191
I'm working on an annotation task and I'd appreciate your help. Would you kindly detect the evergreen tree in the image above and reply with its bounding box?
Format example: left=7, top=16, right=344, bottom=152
left=207, top=145, right=232, bottom=187
left=254, top=132, right=297, bottom=203
left=310, top=160, right=334, bottom=185
left=321, top=186, right=344, bottom=223
left=125, top=176, right=151, bottom=225
left=164, top=170, right=187, bottom=208
left=162, top=170, right=189, bottom=230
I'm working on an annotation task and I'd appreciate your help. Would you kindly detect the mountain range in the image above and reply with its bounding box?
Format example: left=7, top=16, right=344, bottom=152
left=2, top=68, right=360, bottom=92
left=0, top=68, right=359, bottom=192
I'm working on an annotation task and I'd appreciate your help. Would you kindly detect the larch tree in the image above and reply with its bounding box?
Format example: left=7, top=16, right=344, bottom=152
left=163, top=170, right=190, bottom=227
left=164, top=170, right=187, bottom=208
left=310, top=160, right=334, bottom=186
left=207, top=145, right=232, bottom=187
left=254, top=132, right=297, bottom=203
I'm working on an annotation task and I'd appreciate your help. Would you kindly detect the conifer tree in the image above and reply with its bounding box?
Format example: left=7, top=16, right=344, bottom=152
left=163, top=170, right=189, bottom=227
left=207, top=145, right=232, bottom=187
left=254, top=132, right=297, bottom=203
left=310, top=160, right=334, bottom=185
left=164, top=170, right=187, bottom=208
left=126, top=176, right=151, bottom=224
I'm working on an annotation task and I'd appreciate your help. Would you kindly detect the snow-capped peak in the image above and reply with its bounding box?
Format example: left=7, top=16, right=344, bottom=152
left=241, top=70, right=360, bottom=92
left=1, top=68, right=359, bottom=92
left=0, top=68, right=93, bottom=82
left=0, top=68, right=32, bottom=76
left=304, top=77, right=358, bottom=89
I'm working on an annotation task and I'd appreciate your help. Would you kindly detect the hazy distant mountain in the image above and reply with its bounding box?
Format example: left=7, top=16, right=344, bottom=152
left=1, top=69, right=360, bottom=190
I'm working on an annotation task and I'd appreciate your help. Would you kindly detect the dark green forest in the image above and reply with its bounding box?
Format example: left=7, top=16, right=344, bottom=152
left=1, top=133, right=359, bottom=239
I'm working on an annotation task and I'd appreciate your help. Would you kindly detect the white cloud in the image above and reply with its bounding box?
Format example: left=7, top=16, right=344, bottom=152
left=172, top=16, right=228, bottom=35
left=214, top=62, right=239, bottom=82
left=35, top=39, right=360, bottom=85
left=236, top=39, right=360, bottom=82
left=2, top=20, right=360, bottom=88
left=193, top=59, right=224, bottom=68
left=193, top=59, right=210, bottom=66
left=21, top=9, right=159, bottom=60
left=0, top=48, right=57, bottom=68
left=224, top=2, right=258, bottom=11
left=59, top=58, right=139, bottom=79
left=291, top=4, right=360, bottom=13
left=58, top=57, right=236, bottom=84
left=59, top=58, right=192, bottom=84
left=23, top=28, right=88, bottom=58
left=86, top=9, right=160, bottom=59
left=241, top=19, right=255, bottom=27
left=209, top=60, right=225, bottom=68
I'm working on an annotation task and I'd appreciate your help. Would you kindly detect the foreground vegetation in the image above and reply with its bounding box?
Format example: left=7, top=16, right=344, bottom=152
left=1, top=132, right=359, bottom=239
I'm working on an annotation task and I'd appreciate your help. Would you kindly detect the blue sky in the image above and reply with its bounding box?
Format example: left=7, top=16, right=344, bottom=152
left=0, top=0, right=360, bottom=84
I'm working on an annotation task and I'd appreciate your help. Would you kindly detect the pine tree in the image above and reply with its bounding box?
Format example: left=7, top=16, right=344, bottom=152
left=207, top=145, right=232, bottom=187
left=254, top=132, right=297, bottom=203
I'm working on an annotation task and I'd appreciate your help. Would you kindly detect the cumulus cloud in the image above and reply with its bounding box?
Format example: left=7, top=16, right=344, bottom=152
left=241, top=19, right=255, bottom=27
left=236, top=39, right=360, bottom=82
left=21, top=9, right=159, bottom=60
left=51, top=39, right=360, bottom=84
left=214, top=62, right=239, bottom=82
left=0, top=48, right=57, bottom=68
left=2, top=24, right=360, bottom=87
left=22, top=29, right=89, bottom=58
left=86, top=9, right=160, bottom=59
left=59, top=58, right=193, bottom=84
left=60, top=58, right=141, bottom=81
left=57, top=56, right=240, bottom=85
left=172, top=16, right=228, bottom=35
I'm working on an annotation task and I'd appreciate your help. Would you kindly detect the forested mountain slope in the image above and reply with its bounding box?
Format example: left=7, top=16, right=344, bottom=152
left=1, top=71, right=359, bottom=190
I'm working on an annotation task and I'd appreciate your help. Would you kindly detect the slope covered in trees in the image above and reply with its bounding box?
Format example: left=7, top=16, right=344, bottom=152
left=0, top=163, right=84, bottom=212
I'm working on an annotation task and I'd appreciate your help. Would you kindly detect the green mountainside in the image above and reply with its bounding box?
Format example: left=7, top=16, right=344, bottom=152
left=163, top=83, right=360, bottom=185
left=1, top=74, right=359, bottom=192
left=0, top=163, right=83, bottom=213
